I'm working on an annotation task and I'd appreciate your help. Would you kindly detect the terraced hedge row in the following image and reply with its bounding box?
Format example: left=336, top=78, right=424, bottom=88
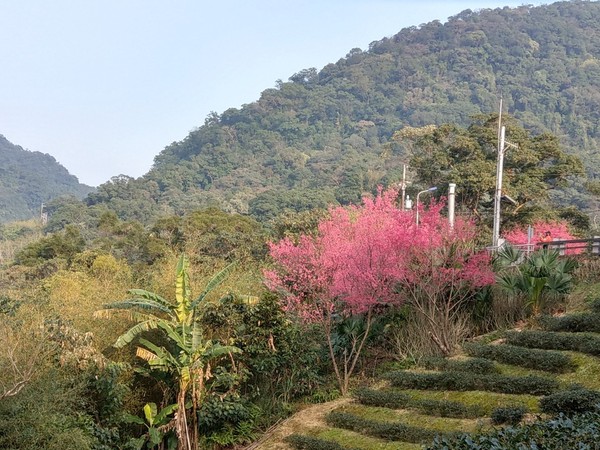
left=420, top=356, right=498, bottom=374
left=541, top=313, right=600, bottom=333
left=540, top=388, right=600, bottom=415
left=325, top=411, right=448, bottom=444
left=505, top=330, right=600, bottom=356
left=387, top=370, right=558, bottom=395
left=354, top=388, right=484, bottom=418
left=286, top=435, right=355, bottom=450
left=462, top=342, right=575, bottom=373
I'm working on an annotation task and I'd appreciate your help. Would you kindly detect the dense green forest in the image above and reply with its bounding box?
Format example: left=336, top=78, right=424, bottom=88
left=76, top=0, right=600, bottom=224
left=0, top=135, right=93, bottom=223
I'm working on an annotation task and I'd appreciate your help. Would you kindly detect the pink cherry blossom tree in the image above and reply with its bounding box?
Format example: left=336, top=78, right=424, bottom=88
left=265, top=188, right=494, bottom=393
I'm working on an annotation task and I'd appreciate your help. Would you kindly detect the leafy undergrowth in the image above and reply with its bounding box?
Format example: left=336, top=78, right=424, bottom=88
left=261, top=297, right=600, bottom=450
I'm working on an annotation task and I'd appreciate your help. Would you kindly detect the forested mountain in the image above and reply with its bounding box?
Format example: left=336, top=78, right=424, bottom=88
left=87, top=0, right=600, bottom=222
left=0, top=135, right=93, bottom=223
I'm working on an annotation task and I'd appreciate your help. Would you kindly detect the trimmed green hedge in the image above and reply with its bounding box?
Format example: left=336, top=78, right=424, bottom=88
left=427, top=409, right=600, bottom=449
left=420, top=356, right=499, bottom=374
left=326, top=411, right=447, bottom=444
left=541, top=312, right=600, bottom=333
left=490, top=406, right=527, bottom=425
left=540, top=388, right=600, bottom=415
left=386, top=370, right=558, bottom=395
left=354, top=388, right=484, bottom=418
left=286, top=435, right=356, bottom=450
left=463, top=342, right=575, bottom=373
left=504, top=330, right=600, bottom=356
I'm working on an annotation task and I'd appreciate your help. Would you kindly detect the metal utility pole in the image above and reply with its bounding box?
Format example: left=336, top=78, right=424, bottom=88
left=492, top=100, right=517, bottom=249
left=448, top=183, right=456, bottom=229
left=400, top=164, right=407, bottom=210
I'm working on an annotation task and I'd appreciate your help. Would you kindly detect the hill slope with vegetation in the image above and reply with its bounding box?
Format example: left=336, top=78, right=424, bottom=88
left=85, top=0, right=600, bottom=223
left=0, top=135, right=93, bottom=223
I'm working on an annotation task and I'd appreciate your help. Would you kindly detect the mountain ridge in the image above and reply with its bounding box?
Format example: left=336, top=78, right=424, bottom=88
left=0, top=134, right=94, bottom=223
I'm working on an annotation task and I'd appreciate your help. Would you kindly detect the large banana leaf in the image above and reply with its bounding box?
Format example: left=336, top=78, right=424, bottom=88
left=98, top=299, right=173, bottom=317
left=175, top=254, right=191, bottom=323
left=114, top=319, right=160, bottom=348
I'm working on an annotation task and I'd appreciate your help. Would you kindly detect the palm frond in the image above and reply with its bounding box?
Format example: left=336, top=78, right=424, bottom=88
left=127, top=289, right=171, bottom=307
left=98, top=299, right=173, bottom=316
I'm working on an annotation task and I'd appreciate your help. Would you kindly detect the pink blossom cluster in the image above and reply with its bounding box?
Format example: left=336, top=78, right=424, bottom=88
left=265, top=188, right=495, bottom=323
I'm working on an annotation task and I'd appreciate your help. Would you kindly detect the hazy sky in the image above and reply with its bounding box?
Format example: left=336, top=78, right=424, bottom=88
left=0, top=1, right=546, bottom=186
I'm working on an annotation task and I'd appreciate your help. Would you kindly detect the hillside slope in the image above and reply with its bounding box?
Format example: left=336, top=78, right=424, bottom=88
left=88, top=1, right=600, bottom=222
left=0, top=135, right=94, bottom=223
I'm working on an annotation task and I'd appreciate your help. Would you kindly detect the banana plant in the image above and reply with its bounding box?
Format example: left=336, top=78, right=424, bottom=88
left=96, top=255, right=242, bottom=450
left=125, top=402, right=178, bottom=450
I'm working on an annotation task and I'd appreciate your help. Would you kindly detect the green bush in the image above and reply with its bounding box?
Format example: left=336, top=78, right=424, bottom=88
left=354, top=388, right=484, bottom=418
left=588, top=297, right=600, bottom=313
left=539, top=388, right=600, bottom=415
left=427, top=408, right=600, bottom=449
left=326, top=411, right=445, bottom=444
left=541, top=312, right=600, bottom=333
left=490, top=406, right=527, bottom=425
left=386, top=371, right=558, bottom=395
left=463, top=342, right=575, bottom=373
left=286, top=434, right=356, bottom=450
left=420, top=356, right=499, bottom=374
left=505, top=330, right=600, bottom=356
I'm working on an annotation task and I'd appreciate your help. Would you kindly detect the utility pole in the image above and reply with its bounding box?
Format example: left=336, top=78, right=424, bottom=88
left=492, top=100, right=517, bottom=249
left=448, top=183, right=456, bottom=229
left=400, top=164, right=407, bottom=210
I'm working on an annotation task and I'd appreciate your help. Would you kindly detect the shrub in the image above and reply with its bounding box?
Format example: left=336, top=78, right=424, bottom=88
left=386, top=371, right=558, bottom=395
left=325, top=411, right=443, bottom=444
left=286, top=434, right=355, bottom=450
left=427, top=409, right=600, bottom=449
left=505, top=330, right=600, bottom=356
left=463, top=342, right=575, bottom=373
left=490, top=406, right=527, bottom=425
left=541, top=312, right=600, bottom=333
left=421, top=356, right=499, bottom=374
left=354, top=388, right=484, bottom=418
left=539, top=388, right=600, bottom=415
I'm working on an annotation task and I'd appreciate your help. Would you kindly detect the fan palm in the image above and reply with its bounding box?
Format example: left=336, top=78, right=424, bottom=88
left=495, top=246, right=576, bottom=316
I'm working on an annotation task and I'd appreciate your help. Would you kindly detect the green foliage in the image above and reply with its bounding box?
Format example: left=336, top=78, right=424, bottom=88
left=420, top=356, right=499, bottom=374
left=495, top=248, right=577, bottom=315
left=0, top=368, right=96, bottom=450
left=462, top=342, right=576, bottom=373
left=399, top=117, right=583, bottom=224
left=386, top=370, right=558, bottom=395
left=15, top=224, right=86, bottom=266
left=540, top=311, right=600, bottom=333
left=490, top=406, right=527, bottom=426
left=428, top=409, right=600, bottom=449
left=504, top=330, right=600, bottom=356
left=539, top=388, right=600, bottom=415
left=354, top=388, right=484, bottom=419
left=325, top=411, right=445, bottom=444
left=287, top=434, right=356, bottom=450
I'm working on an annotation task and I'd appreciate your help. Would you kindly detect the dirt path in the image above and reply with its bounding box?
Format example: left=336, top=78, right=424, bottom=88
left=247, top=397, right=352, bottom=450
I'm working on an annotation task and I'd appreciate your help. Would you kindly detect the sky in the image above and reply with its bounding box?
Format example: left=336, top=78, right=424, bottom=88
left=0, top=0, right=547, bottom=187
